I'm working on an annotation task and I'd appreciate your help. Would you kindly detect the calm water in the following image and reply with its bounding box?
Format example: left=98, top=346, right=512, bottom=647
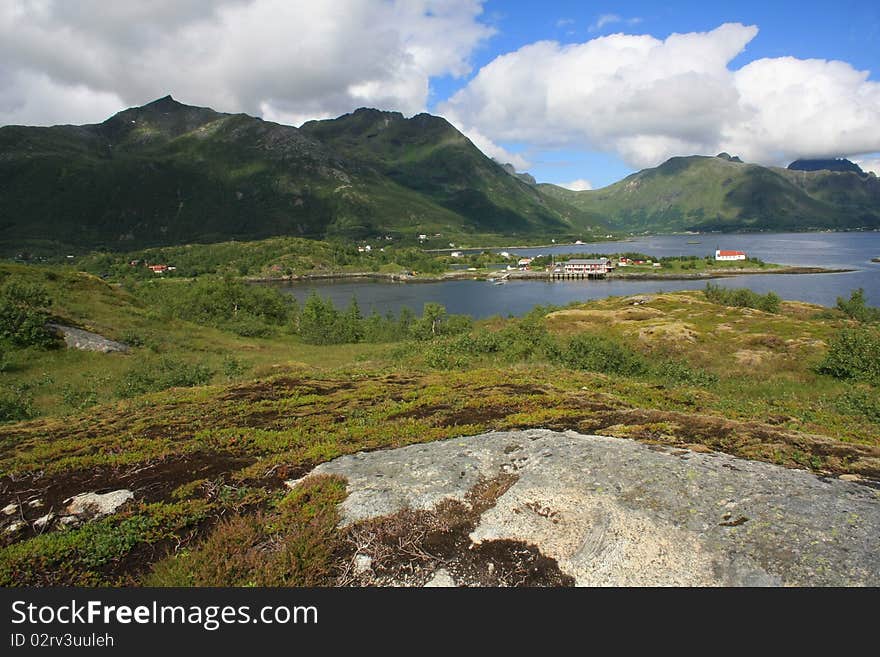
left=273, top=232, right=880, bottom=319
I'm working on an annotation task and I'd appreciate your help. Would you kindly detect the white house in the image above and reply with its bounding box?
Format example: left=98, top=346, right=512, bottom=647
left=715, top=249, right=746, bottom=261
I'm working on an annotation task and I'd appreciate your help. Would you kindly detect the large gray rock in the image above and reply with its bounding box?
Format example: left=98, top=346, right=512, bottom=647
left=65, top=489, right=134, bottom=519
left=48, top=324, right=129, bottom=353
left=305, top=429, right=880, bottom=587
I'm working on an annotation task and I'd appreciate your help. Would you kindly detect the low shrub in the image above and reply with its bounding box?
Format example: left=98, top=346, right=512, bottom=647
left=146, top=475, right=346, bottom=586
left=554, top=334, right=647, bottom=376
left=651, top=360, right=718, bottom=386
left=704, top=283, right=781, bottom=313
left=815, top=328, right=880, bottom=384
left=116, top=357, right=214, bottom=398
left=835, top=387, right=880, bottom=422
left=0, top=385, right=36, bottom=422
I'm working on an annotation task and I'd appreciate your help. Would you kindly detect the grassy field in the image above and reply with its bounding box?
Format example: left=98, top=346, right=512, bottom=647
left=1, top=261, right=879, bottom=586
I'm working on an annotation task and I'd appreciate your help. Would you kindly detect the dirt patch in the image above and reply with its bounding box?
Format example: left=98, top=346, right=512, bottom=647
left=745, top=334, right=787, bottom=351
left=734, top=349, right=772, bottom=367
left=218, top=376, right=361, bottom=402
left=336, top=474, right=574, bottom=587
left=615, top=307, right=666, bottom=321
left=387, top=404, right=452, bottom=421
left=0, top=451, right=256, bottom=531
left=636, top=321, right=698, bottom=344
left=490, top=384, right=549, bottom=396
left=437, top=405, right=518, bottom=427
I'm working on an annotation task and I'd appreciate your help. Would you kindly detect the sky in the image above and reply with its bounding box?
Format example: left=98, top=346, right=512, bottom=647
left=1, top=0, right=878, bottom=188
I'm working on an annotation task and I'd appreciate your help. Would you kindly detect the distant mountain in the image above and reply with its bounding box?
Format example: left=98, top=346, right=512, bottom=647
left=787, top=158, right=868, bottom=176
left=542, top=155, right=880, bottom=233
left=2, top=96, right=878, bottom=252
left=0, top=97, right=600, bottom=252
left=299, top=109, right=598, bottom=235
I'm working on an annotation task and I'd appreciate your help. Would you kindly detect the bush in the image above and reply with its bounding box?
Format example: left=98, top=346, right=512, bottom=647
left=651, top=360, right=718, bottom=386
left=133, top=277, right=294, bottom=335
left=704, top=283, right=781, bottom=313
left=296, top=296, right=469, bottom=346
left=0, top=385, right=36, bottom=422
left=815, top=328, right=880, bottom=384
left=222, top=356, right=247, bottom=380
left=835, top=387, right=880, bottom=422
left=61, top=384, right=99, bottom=411
left=117, top=357, right=214, bottom=398
left=0, top=278, right=57, bottom=348
left=836, top=288, right=880, bottom=323
left=555, top=334, right=647, bottom=375
left=227, top=314, right=276, bottom=338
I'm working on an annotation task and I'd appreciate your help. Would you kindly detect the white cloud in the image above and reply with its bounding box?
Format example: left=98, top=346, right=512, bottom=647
left=440, top=23, right=880, bottom=170
left=853, top=157, right=880, bottom=175
left=451, top=123, right=530, bottom=170
left=558, top=178, right=593, bottom=191
left=589, top=14, right=642, bottom=33
left=0, top=0, right=494, bottom=127
left=724, top=58, right=880, bottom=163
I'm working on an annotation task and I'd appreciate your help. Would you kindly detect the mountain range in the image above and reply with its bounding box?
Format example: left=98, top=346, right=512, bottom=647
left=1, top=96, right=878, bottom=253
left=542, top=154, right=879, bottom=234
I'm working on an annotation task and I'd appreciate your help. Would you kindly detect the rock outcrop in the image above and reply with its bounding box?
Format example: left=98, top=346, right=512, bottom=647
left=298, top=429, right=880, bottom=586
left=48, top=324, right=129, bottom=353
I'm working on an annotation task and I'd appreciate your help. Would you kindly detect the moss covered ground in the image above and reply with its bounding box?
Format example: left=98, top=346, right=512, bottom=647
left=1, top=262, right=878, bottom=586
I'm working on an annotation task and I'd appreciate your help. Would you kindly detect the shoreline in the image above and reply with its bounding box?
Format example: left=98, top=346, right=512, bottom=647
left=251, top=265, right=853, bottom=285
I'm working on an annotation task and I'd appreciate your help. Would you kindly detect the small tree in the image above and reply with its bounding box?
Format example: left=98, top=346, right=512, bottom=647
left=298, top=293, right=341, bottom=344
left=340, top=297, right=364, bottom=343
left=836, top=288, right=880, bottom=323
left=411, top=302, right=447, bottom=340
left=0, top=278, right=57, bottom=348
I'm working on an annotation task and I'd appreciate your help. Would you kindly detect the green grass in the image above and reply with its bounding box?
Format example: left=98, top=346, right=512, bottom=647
left=1, top=264, right=879, bottom=586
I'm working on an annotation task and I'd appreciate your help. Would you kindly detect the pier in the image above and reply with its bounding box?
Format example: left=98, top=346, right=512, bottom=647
left=550, top=271, right=607, bottom=280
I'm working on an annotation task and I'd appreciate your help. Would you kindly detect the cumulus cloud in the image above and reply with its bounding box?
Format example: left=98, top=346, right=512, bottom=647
left=0, top=0, right=494, bottom=127
left=558, top=179, right=593, bottom=191
left=440, top=23, right=880, bottom=170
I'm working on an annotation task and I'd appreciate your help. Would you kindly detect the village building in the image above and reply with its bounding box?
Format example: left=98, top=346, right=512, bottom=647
left=561, top=258, right=609, bottom=275
left=715, top=249, right=747, bottom=261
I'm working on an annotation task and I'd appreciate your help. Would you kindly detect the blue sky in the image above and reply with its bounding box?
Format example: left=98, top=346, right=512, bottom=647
left=2, top=0, right=878, bottom=189
left=427, top=1, right=880, bottom=187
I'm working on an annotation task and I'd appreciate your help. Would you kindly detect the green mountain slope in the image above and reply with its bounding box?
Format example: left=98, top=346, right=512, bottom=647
left=541, top=154, right=880, bottom=233
left=300, top=108, right=604, bottom=234
left=0, top=98, right=597, bottom=254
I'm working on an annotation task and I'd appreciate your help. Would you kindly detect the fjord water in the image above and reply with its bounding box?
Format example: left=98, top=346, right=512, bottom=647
left=275, top=232, right=880, bottom=319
